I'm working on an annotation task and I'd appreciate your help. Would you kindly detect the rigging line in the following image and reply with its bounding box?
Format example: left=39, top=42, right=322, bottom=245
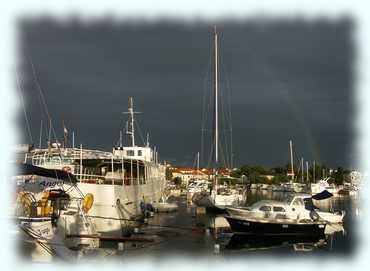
left=200, top=39, right=213, bottom=165
left=191, top=153, right=197, bottom=169
left=220, top=56, right=234, bottom=168
left=20, top=226, right=57, bottom=258
left=134, top=119, right=146, bottom=146
left=23, top=34, right=63, bottom=158
left=15, top=67, right=33, bottom=144
left=206, top=138, right=214, bottom=170
left=219, top=85, right=231, bottom=168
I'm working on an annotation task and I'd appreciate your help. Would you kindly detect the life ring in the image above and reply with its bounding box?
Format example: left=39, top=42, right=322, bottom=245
left=62, top=166, right=72, bottom=173
left=82, top=193, right=94, bottom=213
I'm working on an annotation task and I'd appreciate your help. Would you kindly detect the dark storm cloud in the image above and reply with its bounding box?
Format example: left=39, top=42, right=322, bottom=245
left=18, top=18, right=354, bottom=168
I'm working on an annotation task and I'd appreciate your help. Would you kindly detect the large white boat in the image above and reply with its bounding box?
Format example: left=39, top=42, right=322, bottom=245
left=30, top=98, right=166, bottom=237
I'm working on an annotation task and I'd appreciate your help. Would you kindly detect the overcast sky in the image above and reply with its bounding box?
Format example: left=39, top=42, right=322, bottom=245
left=18, top=18, right=354, bottom=168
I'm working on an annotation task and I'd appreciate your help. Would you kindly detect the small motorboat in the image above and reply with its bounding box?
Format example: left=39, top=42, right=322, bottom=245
left=226, top=190, right=344, bottom=224
left=224, top=215, right=327, bottom=236
left=311, top=178, right=340, bottom=195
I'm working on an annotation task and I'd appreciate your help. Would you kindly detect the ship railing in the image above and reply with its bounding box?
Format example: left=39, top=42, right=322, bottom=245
left=31, top=148, right=114, bottom=160
left=75, top=173, right=147, bottom=186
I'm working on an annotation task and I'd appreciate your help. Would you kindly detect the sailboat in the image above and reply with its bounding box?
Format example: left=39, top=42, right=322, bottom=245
left=192, top=27, right=245, bottom=212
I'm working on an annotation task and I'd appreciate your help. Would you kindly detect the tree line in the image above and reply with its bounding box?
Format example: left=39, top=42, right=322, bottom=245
left=230, top=164, right=350, bottom=185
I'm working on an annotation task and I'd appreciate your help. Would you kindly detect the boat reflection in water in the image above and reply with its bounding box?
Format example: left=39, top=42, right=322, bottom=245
left=224, top=233, right=327, bottom=251
left=215, top=222, right=346, bottom=254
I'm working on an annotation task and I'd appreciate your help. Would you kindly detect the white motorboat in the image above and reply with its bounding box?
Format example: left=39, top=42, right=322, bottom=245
left=225, top=199, right=327, bottom=236
left=226, top=190, right=344, bottom=224
left=311, top=178, right=340, bottom=195
left=187, top=179, right=209, bottom=194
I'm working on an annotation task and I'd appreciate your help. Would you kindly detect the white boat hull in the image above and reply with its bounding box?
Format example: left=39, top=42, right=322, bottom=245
left=68, top=177, right=166, bottom=236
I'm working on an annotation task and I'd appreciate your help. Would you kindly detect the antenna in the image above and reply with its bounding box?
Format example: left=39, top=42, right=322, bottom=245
left=123, top=97, right=141, bottom=147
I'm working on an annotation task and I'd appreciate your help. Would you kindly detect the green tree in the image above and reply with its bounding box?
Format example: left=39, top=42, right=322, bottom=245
left=332, top=167, right=345, bottom=185
left=172, top=177, right=182, bottom=187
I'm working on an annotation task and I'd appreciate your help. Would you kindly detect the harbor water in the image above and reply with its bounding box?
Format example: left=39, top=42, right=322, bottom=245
left=17, top=190, right=360, bottom=261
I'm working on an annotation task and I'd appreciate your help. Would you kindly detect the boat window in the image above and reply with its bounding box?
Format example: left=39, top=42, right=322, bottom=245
left=292, top=198, right=304, bottom=206
left=127, top=150, right=135, bottom=156
left=259, top=205, right=271, bottom=212
left=273, top=206, right=285, bottom=212
left=138, top=150, right=142, bottom=156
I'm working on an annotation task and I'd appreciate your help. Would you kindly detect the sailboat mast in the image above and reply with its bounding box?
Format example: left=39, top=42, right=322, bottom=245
left=289, top=140, right=294, bottom=182
left=301, top=157, right=304, bottom=183
left=214, top=27, right=219, bottom=190
left=306, top=161, right=309, bottom=183
left=214, top=27, right=219, bottom=165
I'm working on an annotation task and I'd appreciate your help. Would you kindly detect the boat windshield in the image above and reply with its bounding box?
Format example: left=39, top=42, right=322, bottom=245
left=283, top=194, right=295, bottom=204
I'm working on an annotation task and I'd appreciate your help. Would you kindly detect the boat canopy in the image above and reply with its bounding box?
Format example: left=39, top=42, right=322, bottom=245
left=14, top=163, right=77, bottom=184
left=312, top=190, right=333, bottom=200
left=303, top=198, right=318, bottom=211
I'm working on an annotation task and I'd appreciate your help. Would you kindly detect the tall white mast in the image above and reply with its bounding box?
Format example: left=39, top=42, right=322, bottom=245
left=289, top=140, right=294, bottom=182
left=301, top=157, right=304, bottom=183
left=119, top=130, right=122, bottom=147
left=197, top=152, right=200, bottom=175
left=214, top=26, right=219, bottom=191
left=214, top=26, right=219, bottom=165
left=306, top=161, right=309, bottom=183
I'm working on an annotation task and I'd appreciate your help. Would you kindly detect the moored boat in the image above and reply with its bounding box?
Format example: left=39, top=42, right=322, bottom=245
left=224, top=215, right=326, bottom=236
left=11, top=163, right=99, bottom=257
left=29, top=97, right=166, bottom=237
left=226, top=190, right=344, bottom=224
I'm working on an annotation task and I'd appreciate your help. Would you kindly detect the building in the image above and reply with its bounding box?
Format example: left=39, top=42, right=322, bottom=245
left=169, top=167, right=231, bottom=186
